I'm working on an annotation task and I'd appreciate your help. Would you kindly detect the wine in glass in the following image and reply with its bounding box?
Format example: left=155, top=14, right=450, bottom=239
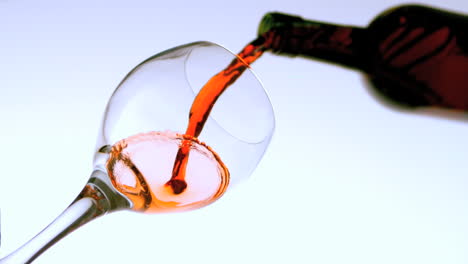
left=0, top=41, right=274, bottom=263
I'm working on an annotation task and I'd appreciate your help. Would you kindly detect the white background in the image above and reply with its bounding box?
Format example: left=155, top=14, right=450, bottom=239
left=1, top=0, right=468, bottom=263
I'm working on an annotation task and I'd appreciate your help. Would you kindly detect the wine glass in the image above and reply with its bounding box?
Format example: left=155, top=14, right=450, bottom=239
left=0, top=41, right=275, bottom=263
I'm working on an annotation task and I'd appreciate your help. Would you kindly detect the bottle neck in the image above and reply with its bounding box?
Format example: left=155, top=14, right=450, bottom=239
left=259, top=12, right=367, bottom=70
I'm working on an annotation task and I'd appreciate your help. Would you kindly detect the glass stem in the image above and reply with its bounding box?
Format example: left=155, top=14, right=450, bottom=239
left=0, top=170, right=130, bottom=264
left=0, top=197, right=103, bottom=264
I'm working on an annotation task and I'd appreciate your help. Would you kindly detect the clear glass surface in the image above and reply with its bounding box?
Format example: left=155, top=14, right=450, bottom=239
left=0, top=41, right=274, bottom=263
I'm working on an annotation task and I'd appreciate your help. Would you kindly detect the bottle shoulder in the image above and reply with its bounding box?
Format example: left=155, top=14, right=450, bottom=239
left=364, top=4, right=468, bottom=110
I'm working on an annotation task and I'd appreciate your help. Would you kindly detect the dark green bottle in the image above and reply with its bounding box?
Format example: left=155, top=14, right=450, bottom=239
left=258, top=5, right=468, bottom=111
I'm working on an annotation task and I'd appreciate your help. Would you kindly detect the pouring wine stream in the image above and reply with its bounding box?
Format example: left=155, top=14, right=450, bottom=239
left=166, top=36, right=268, bottom=194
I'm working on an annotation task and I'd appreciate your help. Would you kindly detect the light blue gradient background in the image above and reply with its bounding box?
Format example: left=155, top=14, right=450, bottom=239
left=1, top=0, right=468, bottom=263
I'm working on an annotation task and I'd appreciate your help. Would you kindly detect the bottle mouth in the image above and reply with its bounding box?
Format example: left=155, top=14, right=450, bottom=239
left=257, top=12, right=304, bottom=36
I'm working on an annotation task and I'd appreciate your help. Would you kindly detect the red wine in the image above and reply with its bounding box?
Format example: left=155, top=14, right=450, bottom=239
left=258, top=5, right=468, bottom=111
left=165, top=39, right=266, bottom=194
left=106, top=40, right=267, bottom=208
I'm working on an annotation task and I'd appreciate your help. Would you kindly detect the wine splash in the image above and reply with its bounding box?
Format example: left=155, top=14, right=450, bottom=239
left=106, top=131, right=229, bottom=213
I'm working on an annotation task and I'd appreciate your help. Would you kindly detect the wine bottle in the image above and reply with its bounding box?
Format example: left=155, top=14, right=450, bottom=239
left=258, top=5, right=468, bottom=111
